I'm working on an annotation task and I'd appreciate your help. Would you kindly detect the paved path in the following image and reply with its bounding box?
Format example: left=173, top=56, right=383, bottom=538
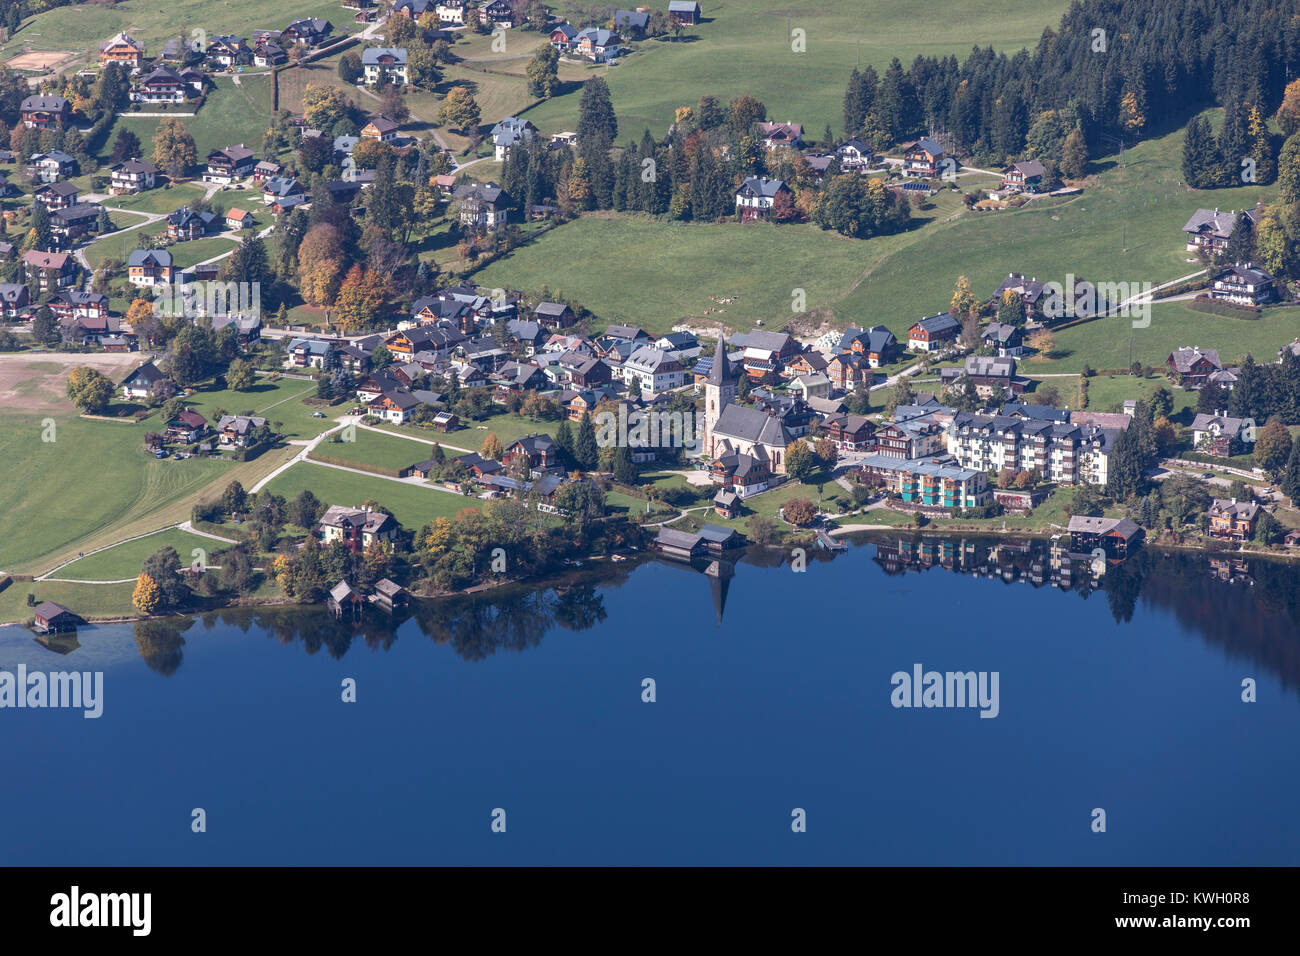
left=249, top=417, right=353, bottom=493
left=34, top=520, right=221, bottom=581
left=178, top=520, right=240, bottom=544
left=71, top=207, right=168, bottom=275
left=299, top=456, right=469, bottom=496
left=357, top=422, right=475, bottom=454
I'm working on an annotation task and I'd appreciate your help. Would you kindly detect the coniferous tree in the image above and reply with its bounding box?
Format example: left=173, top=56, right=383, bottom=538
left=575, top=411, right=598, bottom=471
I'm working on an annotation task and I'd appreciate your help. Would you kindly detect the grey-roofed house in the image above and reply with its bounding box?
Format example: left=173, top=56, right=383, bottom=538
left=534, top=301, right=575, bottom=327
left=1166, top=347, right=1222, bottom=388
left=452, top=181, right=509, bottom=232
left=1211, top=262, right=1275, bottom=307
left=1184, top=208, right=1255, bottom=255
left=490, top=116, right=538, bottom=161
left=907, top=313, right=960, bottom=352
left=1191, top=413, right=1252, bottom=456
left=981, top=321, right=1024, bottom=357
left=362, top=47, right=408, bottom=86
left=668, top=1, right=701, bottom=25
left=1001, top=159, right=1045, bottom=192
left=735, top=175, right=789, bottom=221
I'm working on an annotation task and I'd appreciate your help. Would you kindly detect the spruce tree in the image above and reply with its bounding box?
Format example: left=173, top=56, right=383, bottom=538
left=575, top=411, right=598, bottom=471
left=1281, top=439, right=1300, bottom=505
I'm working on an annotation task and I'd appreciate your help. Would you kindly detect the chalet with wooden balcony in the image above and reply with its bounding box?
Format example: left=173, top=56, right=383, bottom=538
left=34, top=180, right=79, bottom=211
left=907, top=312, right=960, bottom=352
left=99, top=32, right=145, bottom=70
left=1207, top=498, right=1260, bottom=540
left=203, top=144, right=256, bottom=184
left=1165, top=346, right=1222, bottom=388
left=1000, top=159, right=1044, bottom=193
left=901, top=137, right=945, bottom=178
left=23, top=250, right=79, bottom=292
left=21, top=95, right=70, bottom=130
left=1211, top=262, right=1276, bottom=307
left=110, top=157, right=159, bottom=194
left=1183, top=208, right=1253, bottom=255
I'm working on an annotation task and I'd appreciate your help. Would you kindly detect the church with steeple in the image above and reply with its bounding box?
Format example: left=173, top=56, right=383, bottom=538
left=702, top=333, right=792, bottom=481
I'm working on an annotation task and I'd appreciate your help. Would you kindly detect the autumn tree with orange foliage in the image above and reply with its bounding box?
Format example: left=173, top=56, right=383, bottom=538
left=297, top=223, right=347, bottom=307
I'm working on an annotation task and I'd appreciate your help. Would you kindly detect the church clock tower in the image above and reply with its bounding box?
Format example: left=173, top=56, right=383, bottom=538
left=703, top=333, right=736, bottom=457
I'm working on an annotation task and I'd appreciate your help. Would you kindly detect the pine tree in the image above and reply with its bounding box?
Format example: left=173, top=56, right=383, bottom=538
left=1281, top=438, right=1300, bottom=505
left=555, top=418, right=575, bottom=464
left=1182, top=116, right=1217, bottom=188
left=575, top=411, right=598, bottom=470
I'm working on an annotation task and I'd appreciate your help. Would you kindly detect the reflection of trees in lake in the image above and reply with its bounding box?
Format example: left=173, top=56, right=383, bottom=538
left=183, top=574, right=615, bottom=663
left=1135, top=552, right=1300, bottom=691
left=412, top=584, right=609, bottom=661
left=133, top=618, right=194, bottom=676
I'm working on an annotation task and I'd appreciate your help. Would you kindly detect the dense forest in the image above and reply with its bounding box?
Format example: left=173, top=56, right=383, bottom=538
left=842, top=0, right=1300, bottom=167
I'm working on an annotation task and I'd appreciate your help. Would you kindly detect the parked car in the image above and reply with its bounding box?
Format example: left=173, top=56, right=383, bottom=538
left=312, top=411, right=326, bottom=418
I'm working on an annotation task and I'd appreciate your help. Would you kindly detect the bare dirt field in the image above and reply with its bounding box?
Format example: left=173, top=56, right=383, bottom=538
left=0, top=352, right=147, bottom=413
left=6, top=50, right=75, bottom=71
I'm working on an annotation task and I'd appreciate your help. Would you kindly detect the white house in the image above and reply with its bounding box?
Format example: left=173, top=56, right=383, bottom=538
left=362, top=47, right=408, bottom=86
left=621, top=345, right=686, bottom=396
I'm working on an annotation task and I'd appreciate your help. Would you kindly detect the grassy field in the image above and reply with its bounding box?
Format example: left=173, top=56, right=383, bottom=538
left=0, top=414, right=234, bottom=574
left=2, top=0, right=351, bottom=61
left=309, top=428, right=433, bottom=473
left=0, top=580, right=137, bottom=625
left=475, top=119, right=1290, bottom=374
left=521, top=0, right=1071, bottom=140
left=1024, top=301, right=1300, bottom=374
left=104, top=75, right=274, bottom=168
left=1081, top=374, right=1198, bottom=422
left=262, top=460, right=482, bottom=530
left=473, top=213, right=922, bottom=335
left=52, top=527, right=217, bottom=582
left=181, top=376, right=334, bottom=441
left=107, top=183, right=208, bottom=215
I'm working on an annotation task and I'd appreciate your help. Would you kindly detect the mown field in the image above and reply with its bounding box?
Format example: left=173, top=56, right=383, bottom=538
left=181, top=376, right=333, bottom=441
left=262, top=460, right=481, bottom=530
left=0, top=580, right=137, bottom=624
left=0, top=414, right=233, bottom=574
left=309, top=427, right=434, bottom=473
left=522, top=0, right=1071, bottom=140
left=53, top=527, right=218, bottom=582
left=475, top=119, right=1292, bottom=373
left=103, top=75, right=275, bottom=168
left=1, top=0, right=352, bottom=61
left=473, top=213, right=923, bottom=336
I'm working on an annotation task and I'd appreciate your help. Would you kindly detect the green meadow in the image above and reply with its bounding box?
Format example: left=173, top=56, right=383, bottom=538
left=0, top=415, right=233, bottom=574
left=522, top=0, right=1071, bottom=139
left=262, top=461, right=481, bottom=530
left=2, top=0, right=352, bottom=60
left=54, top=527, right=218, bottom=581
left=309, top=427, right=434, bottom=473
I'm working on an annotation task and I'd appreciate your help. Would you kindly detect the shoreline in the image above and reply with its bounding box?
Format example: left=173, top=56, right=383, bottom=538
left=5, top=512, right=1298, bottom=628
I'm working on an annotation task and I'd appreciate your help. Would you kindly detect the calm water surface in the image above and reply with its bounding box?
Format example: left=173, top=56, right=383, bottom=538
left=2, top=537, right=1298, bottom=865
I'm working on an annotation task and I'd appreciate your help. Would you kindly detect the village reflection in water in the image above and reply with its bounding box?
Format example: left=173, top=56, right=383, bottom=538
left=16, top=534, right=1300, bottom=692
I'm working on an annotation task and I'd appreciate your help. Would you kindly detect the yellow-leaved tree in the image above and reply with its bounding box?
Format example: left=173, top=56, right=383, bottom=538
left=132, top=573, right=161, bottom=614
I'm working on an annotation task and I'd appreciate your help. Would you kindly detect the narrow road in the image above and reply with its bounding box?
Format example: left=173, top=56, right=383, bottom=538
left=249, top=417, right=353, bottom=493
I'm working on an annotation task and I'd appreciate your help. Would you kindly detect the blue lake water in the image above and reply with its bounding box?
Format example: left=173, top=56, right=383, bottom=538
left=2, top=537, right=1298, bottom=865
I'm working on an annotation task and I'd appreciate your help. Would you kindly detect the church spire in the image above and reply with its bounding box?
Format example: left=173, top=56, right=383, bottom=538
left=706, top=332, right=733, bottom=386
